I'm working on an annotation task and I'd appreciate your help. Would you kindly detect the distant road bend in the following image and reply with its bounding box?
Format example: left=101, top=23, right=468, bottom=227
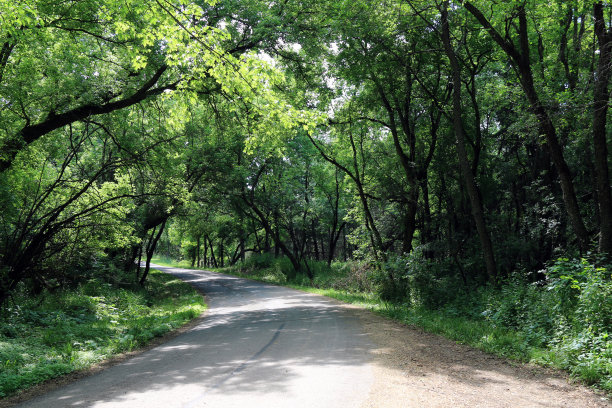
left=15, top=265, right=609, bottom=408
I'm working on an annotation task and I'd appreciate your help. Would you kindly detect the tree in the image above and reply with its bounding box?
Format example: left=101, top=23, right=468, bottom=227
left=592, top=2, right=612, bottom=255
left=440, top=1, right=497, bottom=282
left=461, top=0, right=591, bottom=252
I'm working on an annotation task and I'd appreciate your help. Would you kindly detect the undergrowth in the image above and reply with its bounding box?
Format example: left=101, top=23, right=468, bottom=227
left=151, top=255, right=196, bottom=270
left=0, top=269, right=206, bottom=398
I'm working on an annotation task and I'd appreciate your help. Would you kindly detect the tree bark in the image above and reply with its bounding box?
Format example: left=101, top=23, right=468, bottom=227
left=136, top=245, right=143, bottom=280
left=207, top=235, right=217, bottom=267
left=593, top=2, right=612, bottom=255
left=442, top=2, right=497, bottom=283
left=140, top=218, right=167, bottom=285
left=196, top=235, right=201, bottom=268
left=203, top=238, right=208, bottom=267
left=311, top=220, right=320, bottom=260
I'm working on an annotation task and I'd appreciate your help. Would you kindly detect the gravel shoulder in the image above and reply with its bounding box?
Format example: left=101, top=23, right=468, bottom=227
left=333, top=302, right=611, bottom=408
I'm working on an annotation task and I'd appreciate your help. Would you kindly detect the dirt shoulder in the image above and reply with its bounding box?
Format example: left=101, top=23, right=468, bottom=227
left=336, top=303, right=610, bottom=408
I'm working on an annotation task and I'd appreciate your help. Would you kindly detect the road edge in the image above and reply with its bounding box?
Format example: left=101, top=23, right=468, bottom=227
left=0, top=267, right=210, bottom=408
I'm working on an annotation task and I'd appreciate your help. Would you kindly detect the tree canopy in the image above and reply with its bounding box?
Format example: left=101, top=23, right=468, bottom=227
left=1, top=0, right=611, bottom=305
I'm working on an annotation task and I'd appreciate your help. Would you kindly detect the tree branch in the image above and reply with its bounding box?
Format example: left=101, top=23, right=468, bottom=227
left=1, top=65, right=175, bottom=173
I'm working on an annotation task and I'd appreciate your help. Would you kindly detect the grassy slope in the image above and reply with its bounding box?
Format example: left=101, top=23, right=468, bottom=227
left=0, top=269, right=206, bottom=398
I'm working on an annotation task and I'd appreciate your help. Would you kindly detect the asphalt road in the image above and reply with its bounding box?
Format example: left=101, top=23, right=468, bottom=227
left=17, top=265, right=374, bottom=408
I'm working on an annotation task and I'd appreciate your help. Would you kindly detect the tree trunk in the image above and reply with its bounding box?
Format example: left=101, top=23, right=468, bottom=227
left=136, top=245, right=143, bottom=280
left=264, top=229, right=271, bottom=254
left=342, top=228, right=348, bottom=261
left=203, top=238, right=208, bottom=267
left=240, top=236, right=246, bottom=263
left=196, top=235, right=201, bottom=268
left=464, top=1, right=590, bottom=253
left=140, top=218, right=167, bottom=285
left=442, top=2, right=497, bottom=283
left=420, top=179, right=433, bottom=257
left=125, top=245, right=140, bottom=273
left=207, top=236, right=217, bottom=268
left=243, top=194, right=301, bottom=277
left=402, top=187, right=419, bottom=254
left=311, top=220, right=320, bottom=260
left=374, top=75, right=419, bottom=255
left=593, top=2, right=612, bottom=255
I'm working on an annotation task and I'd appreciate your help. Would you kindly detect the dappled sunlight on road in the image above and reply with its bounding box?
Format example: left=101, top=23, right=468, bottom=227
left=15, top=265, right=606, bottom=408
left=17, top=266, right=373, bottom=408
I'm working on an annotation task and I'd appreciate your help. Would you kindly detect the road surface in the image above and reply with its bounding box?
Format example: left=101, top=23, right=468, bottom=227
left=13, top=265, right=609, bottom=408
left=16, top=265, right=374, bottom=408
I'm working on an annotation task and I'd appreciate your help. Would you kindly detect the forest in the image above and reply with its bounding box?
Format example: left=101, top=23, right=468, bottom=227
left=0, top=0, right=611, bottom=394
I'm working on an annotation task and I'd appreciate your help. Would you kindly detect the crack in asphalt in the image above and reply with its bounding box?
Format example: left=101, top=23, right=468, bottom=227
left=182, top=322, right=286, bottom=408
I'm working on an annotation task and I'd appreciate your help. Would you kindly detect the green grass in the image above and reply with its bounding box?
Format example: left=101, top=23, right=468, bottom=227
left=150, top=255, right=198, bottom=269
left=0, top=269, right=206, bottom=398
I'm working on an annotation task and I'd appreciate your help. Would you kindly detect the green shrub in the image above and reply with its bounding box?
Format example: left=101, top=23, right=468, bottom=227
left=478, top=258, right=611, bottom=389
left=544, top=258, right=611, bottom=388
left=330, top=261, right=374, bottom=293
left=371, top=250, right=467, bottom=307
left=244, top=253, right=275, bottom=270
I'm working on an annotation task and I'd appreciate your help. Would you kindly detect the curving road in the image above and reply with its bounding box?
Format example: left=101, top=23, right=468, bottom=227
left=17, top=266, right=374, bottom=408
left=14, top=265, right=609, bottom=408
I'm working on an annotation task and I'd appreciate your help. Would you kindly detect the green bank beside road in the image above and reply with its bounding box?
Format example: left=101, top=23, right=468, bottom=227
left=0, top=269, right=206, bottom=398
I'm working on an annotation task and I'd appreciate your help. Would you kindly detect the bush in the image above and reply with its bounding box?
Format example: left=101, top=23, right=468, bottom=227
left=330, top=261, right=375, bottom=293
left=544, top=258, right=611, bottom=387
left=371, top=250, right=467, bottom=307
left=242, top=253, right=275, bottom=270
left=480, top=258, right=611, bottom=389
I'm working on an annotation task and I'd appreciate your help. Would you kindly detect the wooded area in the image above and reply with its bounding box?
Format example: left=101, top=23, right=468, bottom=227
left=0, top=0, right=611, bottom=389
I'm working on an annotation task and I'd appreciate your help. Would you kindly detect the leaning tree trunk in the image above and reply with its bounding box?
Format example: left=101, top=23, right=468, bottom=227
left=140, top=218, right=167, bottom=285
left=442, top=2, right=497, bottom=283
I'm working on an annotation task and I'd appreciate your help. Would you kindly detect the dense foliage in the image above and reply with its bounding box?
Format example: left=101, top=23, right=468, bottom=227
left=1, top=0, right=611, bottom=392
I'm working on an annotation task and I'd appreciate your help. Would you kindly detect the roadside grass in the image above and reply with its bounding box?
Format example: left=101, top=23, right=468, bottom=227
left=150, top=255, right=196, bottom=270
left=155, top=254, right=610, bottom=394
left=0, top=269, right=206, bottom=398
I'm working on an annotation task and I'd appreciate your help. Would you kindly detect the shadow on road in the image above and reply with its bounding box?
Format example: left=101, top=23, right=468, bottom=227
left=16, top=266, right=606, bottom=408
left=18, top=266, right=373, bottom=407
